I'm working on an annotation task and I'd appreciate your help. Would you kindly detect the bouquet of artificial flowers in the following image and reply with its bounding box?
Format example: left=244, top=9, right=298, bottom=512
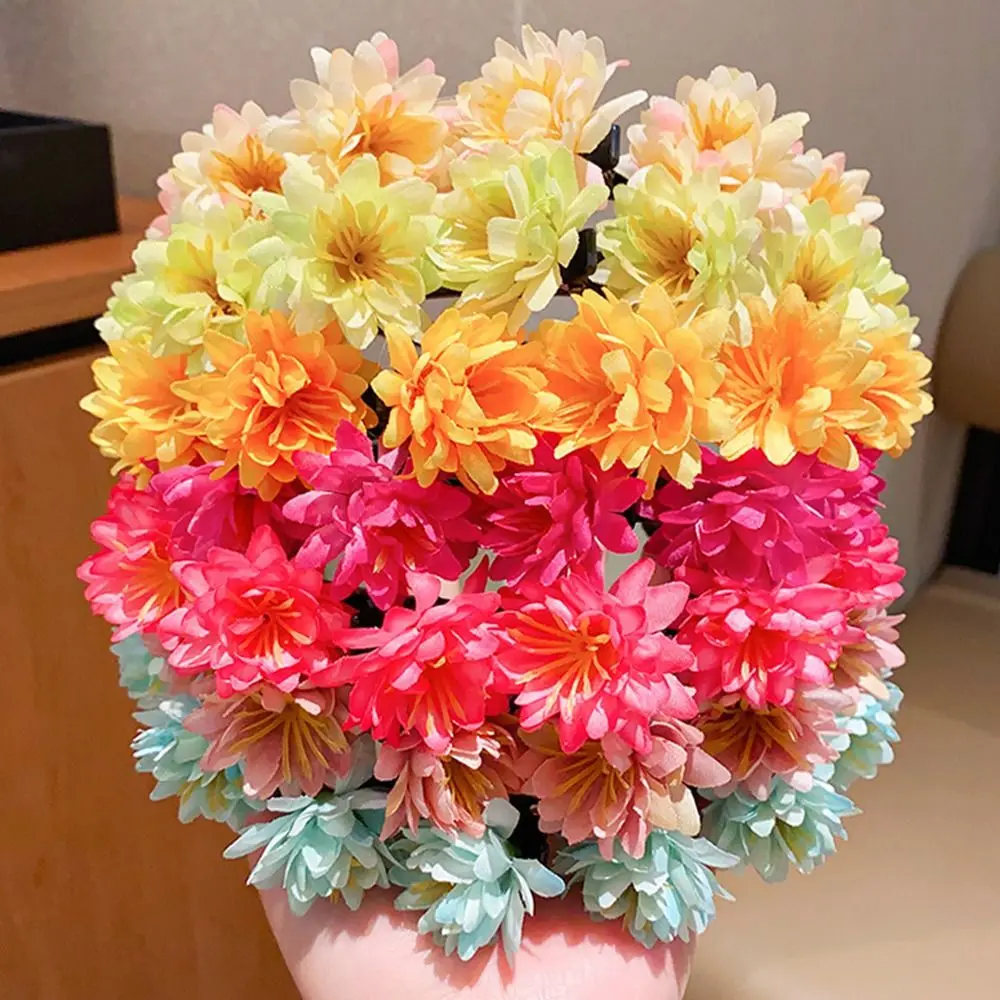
left=80, top=26, right=931, bottom=961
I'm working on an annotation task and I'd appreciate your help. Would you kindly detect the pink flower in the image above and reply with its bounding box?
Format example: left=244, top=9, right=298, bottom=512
left=375, top=722, right=520, bottom=838
left=157, top=525, right=351, bottom=697
left=323, top=573, right=508, bottom=753
left=499, top=559, right=696, bottom=755
left=480, top=439, right=642, bottom=586
left=835, top=607, right=905, bottom=699
left=153, top=462, right=304, bottom=560
left=698, top=686, right=850, bottom=799
left=643, top=450, right=835, bottom=589
left=677, top=583, right=851, bottom=708
left=823, top=520, right=905, bottom=607
left=78, top=477, right=186, bottom=639
left=185, top=686, right=352, bottom=798
left=283, top=424, right=480, bottom=608
left=519, top=721, right=730, bottom=859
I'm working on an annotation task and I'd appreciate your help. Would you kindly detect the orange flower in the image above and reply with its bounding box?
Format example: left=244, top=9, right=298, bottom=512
left=175, top=311, right=372, bottom=500
left=81, top=340, right=202, bottom=486
left=371, top=309, right=556, bottom=493
left=536, top=285, right=731, bottom=492
left=855, top=325, right=933, bottom=456
left=717, top=286, right=881, bottom=469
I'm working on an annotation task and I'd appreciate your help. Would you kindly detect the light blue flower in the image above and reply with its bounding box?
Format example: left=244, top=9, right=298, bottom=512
left=390, top=799, right=565, bottom=961
left=113, top=634, right=169, bottom=707
left=224, top=743, right=390, bottom=916
left=827, top=683, right=902, bottom=792
left=132, top=696, right=256, bottom=829
left=558, top=831, right=737, bottom=948
left=701, top=778, right=859, bottom=883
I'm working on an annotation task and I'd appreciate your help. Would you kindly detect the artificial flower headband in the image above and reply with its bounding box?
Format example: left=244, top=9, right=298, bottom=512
left=80, top=26, right=931, bottom=961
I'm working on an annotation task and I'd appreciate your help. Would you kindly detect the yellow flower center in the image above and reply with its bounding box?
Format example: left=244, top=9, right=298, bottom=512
left=209, top=134, right=285, bottom=197
left=688, top=96, right=754, bottom=152
left=792, top=237, right=854, bottom=305
left=635, top=218, right=698, bottom=295
left=322, top=213, right=393, bottom=283
left=700, top=701, right=806, bottom=779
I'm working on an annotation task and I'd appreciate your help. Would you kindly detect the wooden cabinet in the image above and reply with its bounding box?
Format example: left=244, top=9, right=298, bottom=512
left=0, top=214, right=297, bottom=998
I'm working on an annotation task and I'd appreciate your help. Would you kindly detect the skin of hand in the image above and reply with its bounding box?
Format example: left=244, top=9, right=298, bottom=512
left=260, top=886, right=695, bottom=1000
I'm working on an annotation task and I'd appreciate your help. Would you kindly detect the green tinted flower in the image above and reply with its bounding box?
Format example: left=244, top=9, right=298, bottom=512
left=827, top=682, right=902, bottom=792
left=252, top=153, right=439, bottom=348
left=113, top=634, right=169, bottom=708
left=558, top=830, right=737, bottom=948
left=390, top=799, right=565, bottom=960
left=431, top=142, right=608, bottom=330
left=597, top=164, right=763, bottom=339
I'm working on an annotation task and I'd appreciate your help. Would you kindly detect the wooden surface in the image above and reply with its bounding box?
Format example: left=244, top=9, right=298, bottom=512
left=0, top=350, right=297, bottom=999
left=0, top=198, right=157, bottom=339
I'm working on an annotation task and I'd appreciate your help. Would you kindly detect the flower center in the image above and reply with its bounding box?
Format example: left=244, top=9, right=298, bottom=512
left=121, top=544, right=184, bottom=623
left=700, top=700, right=806, bottom=778
left=209, top=134, right=285, bottom=197
left=688, top=96, right=754, bottom=152
left=792, top=238, right=854, bottom=305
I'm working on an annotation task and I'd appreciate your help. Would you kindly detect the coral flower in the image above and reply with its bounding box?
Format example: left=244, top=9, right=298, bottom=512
left=519, top=723, right=729, bottom=859
left=676, top=583, right=851, bottom=708
left=175, top=310, right=372, bottom=501
left=480, top=437, right=642, bottom=587
left=375, top=723, right=520, bottom=839
left=186, top=686, right=351, bottom=798
left=537, top=285, right=731, bottom=491
left=372, top=308, right=556, bottom=494
left=82, top=340, right=203, bottom=485
left=717, top=286, right=882, bottom=470
left=456, top=25, right=646, bottom=156
left=855, top=325, right=934, bottom=457
left=79, top=477, right=186, bottom=639
left=499, top=559, right=696, bottom=754
left=324, top=574, right=508, bottom=753
left=698, top=687, right=848, bottom=799
left=272, top=32, right=447, bottom=183
left=158, top=525, right=351, bottom=697
left=623, top=67, right=811, bottom=199
left=644, top=450, right=836, bottom=589
left=283, top=423, right=480, bottom=608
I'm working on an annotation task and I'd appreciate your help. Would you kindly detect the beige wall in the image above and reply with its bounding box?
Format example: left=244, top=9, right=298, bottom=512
left=5, top=0, right=999, bottom=593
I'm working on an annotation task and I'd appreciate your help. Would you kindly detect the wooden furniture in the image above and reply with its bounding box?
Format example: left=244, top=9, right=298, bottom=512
left=0, top=203, right=297, bottom=998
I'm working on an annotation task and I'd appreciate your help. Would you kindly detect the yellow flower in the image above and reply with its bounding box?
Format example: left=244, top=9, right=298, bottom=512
left=371, top=309, right=556, bottom=493
left=175, top=311, right=372, bottom=500
left=536, top=286, right=731, bottom=492
left=854, top=326, right=933, bottom=456
left=271, top=32, right=447, bottom=183
left=81, top=342, right=202, bottom=486
left=799, top=149, right=884, bottom=225
left=717, top=286, right=882, bottom=469
left=254, top=154, right=438, bottom=348
left=456, top=25, right=646, bottom=156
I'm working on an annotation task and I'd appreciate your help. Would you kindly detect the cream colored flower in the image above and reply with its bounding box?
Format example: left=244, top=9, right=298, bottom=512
left=270, top=32, right=446, bottom=183
left=431, top=142, right=607, bottom=330
left=456, top=25, right=646, bottom=156
left=798, top=149, right=884, bottom=225
left=251, top=154, right=439, bottom=348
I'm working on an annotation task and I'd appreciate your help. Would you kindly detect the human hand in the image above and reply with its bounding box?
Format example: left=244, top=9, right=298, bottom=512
left=260, top=886, right=695, bottom=1000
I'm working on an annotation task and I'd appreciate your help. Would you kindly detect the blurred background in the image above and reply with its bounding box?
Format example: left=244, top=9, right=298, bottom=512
left=2, top=2, right=999, bottom=998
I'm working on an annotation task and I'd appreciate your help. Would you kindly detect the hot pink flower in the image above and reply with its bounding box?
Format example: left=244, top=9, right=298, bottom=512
left=480, top=439, right=642, bottom=586
left=157, top=525, right=351, bottom=697
left=519, top=721, right=729, bottom=859
left=698, top=686, right=850, bottom=799
left=323, top=573, right=508, bottom=753
left=823, top=520, right=905, bottom=607
left=185, top=686, right=352, bottom=798
left=499, top=560, right=696, bottom=755
left=153, top=462, right=304, bottom=560
left=284, top=424, right=480, bottom=608
left=677, top=583, right=851, bottom=708
left=375, top=722, right=520, bottom=838
left=644, top=450, right=835, bottom=589
left=78, top=477, right=186, bottom=639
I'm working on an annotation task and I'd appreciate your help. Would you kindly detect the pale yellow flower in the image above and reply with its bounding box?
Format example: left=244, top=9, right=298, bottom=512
left=270, top=32, right=447, bottom=183
left=456, top=25, right=646, bottom=156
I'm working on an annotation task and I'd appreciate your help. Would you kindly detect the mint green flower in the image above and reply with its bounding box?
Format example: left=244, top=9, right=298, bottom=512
left=390, top=799, right=565, bottom=960
left=701, top=778, right=858, bottom=883
left=559, top=830, right=737, bottom=948
left=113, top=634, right=169, bottom=707
left=827, top=683, right=902, bottom=792
left=224, top=744, right=390, bottom=915
left=431, top=142, right=608, bottom=330
left=132, top=697, right=255, bottom=829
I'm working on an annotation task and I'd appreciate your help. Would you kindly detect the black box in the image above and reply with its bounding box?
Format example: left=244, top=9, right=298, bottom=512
left=0, top=110, right=119, bottom=253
